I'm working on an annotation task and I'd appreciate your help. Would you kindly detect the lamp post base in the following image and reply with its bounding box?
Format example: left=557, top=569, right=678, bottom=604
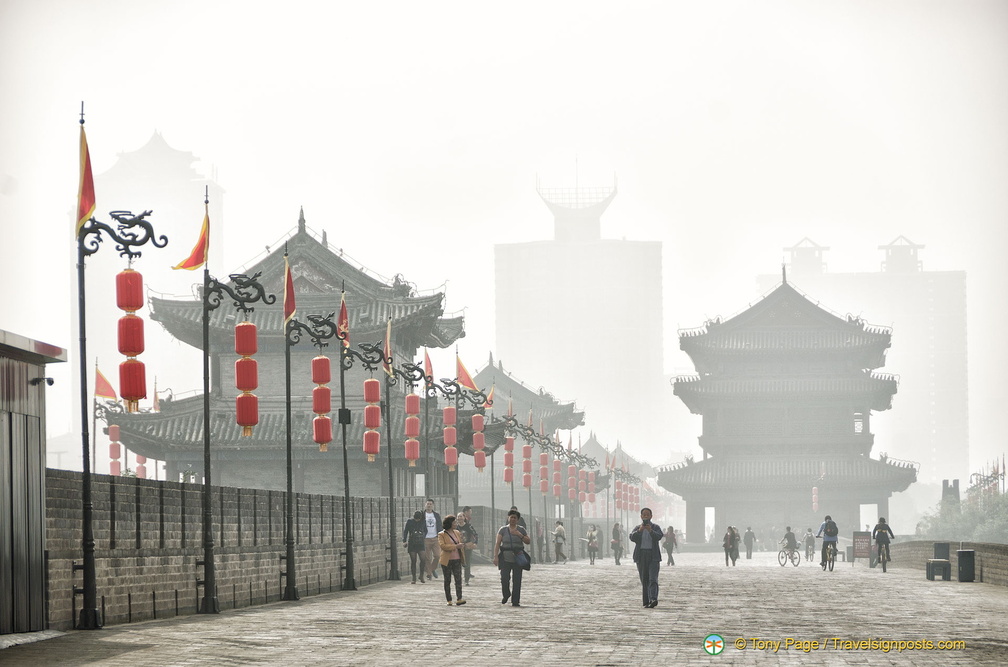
left=342, top=576, right=357, bottom=591
left=282, top=585, right=299, bottom=601
left=198, top=596, right=220, bottom=614
left=77, top=608, right=102, bottom=630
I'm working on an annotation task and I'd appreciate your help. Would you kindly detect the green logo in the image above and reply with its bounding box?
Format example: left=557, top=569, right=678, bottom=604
left=704, top=634, right=725, bottom=655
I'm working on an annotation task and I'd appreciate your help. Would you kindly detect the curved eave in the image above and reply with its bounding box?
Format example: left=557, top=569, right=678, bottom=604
left=673, top=375, right=897, bottom=413
left=657, top=457, right=916, bottom=494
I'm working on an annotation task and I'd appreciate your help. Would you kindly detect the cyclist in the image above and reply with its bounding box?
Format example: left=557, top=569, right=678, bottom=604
left=815, top=514, right=839, bottom=570
left=780, top=526, right=799, bottom=555
left=872, top=516, right=895, bottom=568
left=803, top=528, right=816, bottom=561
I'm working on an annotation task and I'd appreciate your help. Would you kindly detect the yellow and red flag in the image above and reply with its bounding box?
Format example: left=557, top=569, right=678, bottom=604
left=172, top=202, right=209, bottom=270
left=337, top=292, right=350, bottom=348
left=95, top=366, right=117, bottom=400
left=527, top=408, right=533, bottom=428
left=423, top=349, right=433, bottom=383
left=456, top=355, right=479, bottom=392
left=382, top=319, right=393, bottom=378
left=482, top=383, right=495, bottom=410
left=283, top=254, right=296, bottom=325
left=76, top=123, right=96, bottom=237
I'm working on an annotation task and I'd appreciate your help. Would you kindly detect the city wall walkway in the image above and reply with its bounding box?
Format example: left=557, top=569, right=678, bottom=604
left=3, top=550, right=1006, bottom=666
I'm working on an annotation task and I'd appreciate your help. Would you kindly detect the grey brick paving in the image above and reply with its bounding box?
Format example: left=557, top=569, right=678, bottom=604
left=2, top=551, right=1006, bottom=665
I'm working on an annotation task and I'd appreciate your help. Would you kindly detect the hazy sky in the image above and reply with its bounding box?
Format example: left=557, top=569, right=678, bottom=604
left=1, top=1, right=1005, bottom=470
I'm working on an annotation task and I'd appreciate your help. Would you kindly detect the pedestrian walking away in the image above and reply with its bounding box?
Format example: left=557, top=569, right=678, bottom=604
left=630, top=507, right=664, bottom=608
left=552, top=520, right=568, bottom=563
left=611, top=522, right=623, bottom=565
left=402, top=510, right=427, bottom=584
left=422, top=499, right=443, bottom=580
left=663, top=526, right=677, bottom=566
left=494, top=509, right=531, bottom=607
left=585, top=524, right=599, bottom=565
left=743, top=526, right=756, bottom=559
left=456, top=510, right=478, bottom=585
left=438, top=515, right=469, bottom=605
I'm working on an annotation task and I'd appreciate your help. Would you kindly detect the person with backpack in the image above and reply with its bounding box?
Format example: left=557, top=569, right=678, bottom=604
left=815, top=514, right=839, bottom=570
left=402, top=510, right=428, bottom=584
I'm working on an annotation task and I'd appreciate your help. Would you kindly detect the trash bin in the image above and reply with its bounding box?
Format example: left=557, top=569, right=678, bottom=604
left=958, top=550, right=975, bottom=582
left=846, top=546, right=854, bottom=563
left=933, top=542, right=950, bottom=560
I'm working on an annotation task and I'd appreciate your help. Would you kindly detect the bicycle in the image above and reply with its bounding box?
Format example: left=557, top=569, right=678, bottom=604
left=821, top=540, right=837, bottom=571
left=877, top=541, right=891, bottom=573
left=805, top=541, right=815, bottom=563
left=777, top=545, right=801, bottom=567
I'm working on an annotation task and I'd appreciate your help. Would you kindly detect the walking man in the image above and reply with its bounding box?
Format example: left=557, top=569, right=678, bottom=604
left=422, top=498, right=442, bottom=580
left=743, top=527, right=757, bottom=559
left=629, top=507, right=664, bottom=608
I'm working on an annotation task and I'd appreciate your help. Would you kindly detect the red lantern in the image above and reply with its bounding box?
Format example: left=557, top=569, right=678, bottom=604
left=552, top=471, right=561, bottom=484
left=588, top=471, right=596, bottom=483
left=553, top=459, right=561, bottom=473
left=578, top=491, right=586, bottom=503
left=405, top=416, right=420, bottom=438
left=405, top=438, right=420, bottom=466
left=119, top=359, right=146, bottom=413
left=589, top=481, right=595, bottom=494
left=235, top=357, right=258, bottom=392
left=313, top=416, right=333, bottom=447
left=539, top=466, right=549, bottom=480
left=539, top=479, right=548, bottom=494
left=364, top=404, right=382, bottom=429
left=473, top=450, right=486, bottom=470
left=363, top=429, right=380, bottom=461
left=539, top=453, right=548, bottom=466
left=364, top=378, right=381, bottom=404
left=578, top=469, right=586, bottom=481
left=313, top=386, right=331, bottom=414
left=504, top=452, right=514, bottom=468
left=108, top=425, right=120, bottom=441
left=522, top=445, right=532, bottom=459
left=471, top=413, right=484, bottom=431
left=109, top=443, right=121, bottom=459
left=136, top=455, right=146, bottom=464
left=553, top=483, right=561, bottom=498
left=405, top=393, right=420, bottom=415
left=472, top=432, right=485, bottom=450
left=589, top=492, right=596, bottom=503
left=117, top=314, right=145, bottom=356
left=236, top=393, right=259, bottom=437
left=444, top=445, right=458, bottom=470
left=110, top=461, right=122, bottom=476
left=503, top=467, right=514, bottom=484
left=568, top=464, right=577, bottom=478
left=568, top=488, right=576, bottom=501
left=443, top=426, right=456, bottom=446
left=442, top=406, right=456, bottom=425
left=522, top=459, right=532, bottom=474
left=235, top=321, right=257, bottom=356
left=312, top=356, right=331, bottom=384
left=136, top=465, right=147, bottom=479
left=522, top=473, right=532, bottom=488
left=504, top=437, right=514, bottom=452
left=115, top=269, right=143, bottom=312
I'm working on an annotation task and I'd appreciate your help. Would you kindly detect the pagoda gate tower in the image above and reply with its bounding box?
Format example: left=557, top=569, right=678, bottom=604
left=658, top=276, right=917, bottom=542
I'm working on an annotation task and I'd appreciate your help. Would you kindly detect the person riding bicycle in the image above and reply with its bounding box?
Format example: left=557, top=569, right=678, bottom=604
left=780, top=526, right=799, bottom=554
left=803, top=528, right=816, bottom=558
left=816, top=514, right=839, bottom=570
left=872, top=516, right=894, bottom=565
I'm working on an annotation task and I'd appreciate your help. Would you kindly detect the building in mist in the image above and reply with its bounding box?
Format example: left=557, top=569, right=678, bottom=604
left=658, top=275, right=917, bottom=542
left=103, top=212, right=465, bottom=496
left=494, top=181, right=666, bottom=454
left=757, top=237, right=968, bottom=486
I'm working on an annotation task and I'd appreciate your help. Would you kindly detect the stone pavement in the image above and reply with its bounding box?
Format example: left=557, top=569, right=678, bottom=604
left=3, top=550, right=1007, bottom=666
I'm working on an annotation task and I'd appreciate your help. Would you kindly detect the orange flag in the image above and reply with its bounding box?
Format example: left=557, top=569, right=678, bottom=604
left=382, top=318, right=393, bottom=377
left=283, top=254, right=296, bottom=325
left=483, top=384, right=495, bottom=410
left=456, top=355, right=479, bottom=392
left=76, top=122, right=96, bottom=237
left=527, top=408, right=533, bottom=428
left=423, top=349, right=433, bottom=383
left=337, top=292, right=350, bottom=348
left=95, top=366, right=117, bottom=399
left=172, top=201, right=209, bottom=270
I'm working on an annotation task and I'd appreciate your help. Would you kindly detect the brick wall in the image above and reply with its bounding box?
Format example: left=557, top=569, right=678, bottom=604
left=46, top=469, right=450, bottom=630
left=890, top=540, right=1008, bottom=586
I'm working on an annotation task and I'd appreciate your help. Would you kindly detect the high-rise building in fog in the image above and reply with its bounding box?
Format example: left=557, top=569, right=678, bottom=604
left=495, top=181, right=666, bottom=452
left=757, top=237, right=968, bottom=485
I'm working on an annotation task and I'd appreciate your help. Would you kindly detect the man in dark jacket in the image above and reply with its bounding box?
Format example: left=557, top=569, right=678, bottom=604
left=630, top=507, right=664, bottom=608
left=457, top=510, right=478, bottom=585
left=422, top=498, right=442, bottom=580
left=743, top=527, right=757, bottom=559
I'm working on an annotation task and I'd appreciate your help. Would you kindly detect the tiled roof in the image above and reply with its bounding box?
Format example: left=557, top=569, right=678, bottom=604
left=474, top=360, right=585, bottom=431
left=656, top=456, right=916, bottom=493
left=673, top=372, right=897, bottom=411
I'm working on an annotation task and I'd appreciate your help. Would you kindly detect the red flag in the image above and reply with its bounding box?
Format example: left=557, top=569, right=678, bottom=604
left=283, top=254, right=296, bottom=325
left=527, top=408, right=533, bottom=428
left=95, top=366, right=117, bottom=399
left=507, top=396, right=513, bottom=417
left=337, top=292, right=349, bottom=348
left=423, top=349, right=433, bottom=383
left=76, top=123, right=96, bottom=237
left=456, top=355, right=479, bottom=392
left=382, top=319, right=393, bottom=377
left=152, top=377, right=160, bottom=412
left=483, top=384, right=495, bottom=410
left=172, top=202, right=209, bottom=270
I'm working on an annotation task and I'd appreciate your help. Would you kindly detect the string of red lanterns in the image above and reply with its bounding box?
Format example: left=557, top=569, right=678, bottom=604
left=116, top=268, right=146, bottom=413
left=502, top=436, right=514, bottom=485
left=363, top=378, right=381, bottom=462
left=108, top=424, right=121, bottom=477
left=235, top=321, right=259, bottom=437
left=442, top=405, right=458, bottom=471
left=472, top=413, right=486, bottom=472
left=404, top=393, right=420, bottom=467
left=521, top=443, right=532, bottom=490
left=312, top=355, right=333, bottom=452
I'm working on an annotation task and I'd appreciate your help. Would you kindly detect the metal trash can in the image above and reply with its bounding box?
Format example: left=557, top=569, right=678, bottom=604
left=934, top=542, right=951, bottom=560
left=957, top=550, right=975, bottom=582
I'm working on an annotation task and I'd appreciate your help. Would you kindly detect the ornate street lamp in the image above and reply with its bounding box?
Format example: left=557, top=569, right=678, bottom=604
left=284, top=305, right=337, bottom=600
left=198, top=269, right=274, bottom=613
left=423, top=376, right=489, bottom=508
left=76, top=206, right=167, bottom=629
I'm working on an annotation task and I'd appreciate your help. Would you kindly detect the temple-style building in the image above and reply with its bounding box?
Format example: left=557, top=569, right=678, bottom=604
left=657, top=274, right=917, bottom=542
left=106, top=212, right=465, bottom=496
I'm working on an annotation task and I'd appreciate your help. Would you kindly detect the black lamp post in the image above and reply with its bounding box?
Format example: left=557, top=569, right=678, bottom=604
left=198, top=269, right=274, bottom=613
left=422, top=377, right=489, bottom=509
left=76, top=209, right=166, bottom=629
left=284, top=306, right=338, bottom=600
